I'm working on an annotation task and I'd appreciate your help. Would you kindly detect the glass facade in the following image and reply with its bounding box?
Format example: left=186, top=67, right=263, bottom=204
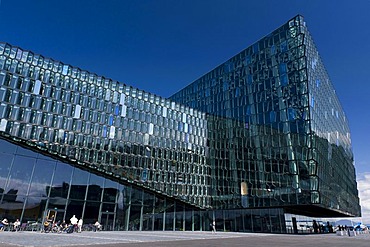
left=0, top=138, right=125, bottom=230
left=0, top=15, right=360, bottom=233
left=170, top=15, right=360, bottom=217
left=0, top=40, right=211, bottom=209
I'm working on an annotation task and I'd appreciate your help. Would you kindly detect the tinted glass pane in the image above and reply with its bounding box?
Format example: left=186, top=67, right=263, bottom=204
left=70, top=168, right=89, bottom=200
left=143, top=191, right=154, bottom=206
left=0, top=153, right=12, bottom=193
left=84, top=201, right=100, bottom=224
left=37, top=152, right=57, bottom=161
left=15, top=145, right=38, bottom=158
left=50, top=162, right=72, bottom=198
left=130, top=187, right=142, bottom=205
left=103, top=179, right=118, bottom=203
left=23, top=196, right=46, bottom=222
left=0, top=198, right=25, bottom=220
left=86, top=173, right=104, bottom=201
left=117, top=184, right=125, bottom=210
left=165, top=203, right=174, bottom=230
left=175, top=204, right=183, bottom=230
left=66, top=200, right=84, bottom=223
left=102, top=203, right=115, bottom=212
left=28, top=158, right=55, bottom=197
left=5, top=155, right=35, bottom=199
left=0, top=138, right=17, bottom=154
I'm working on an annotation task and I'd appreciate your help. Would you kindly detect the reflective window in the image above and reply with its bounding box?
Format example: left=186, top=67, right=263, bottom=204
left=50, top=162, right=72, bottom=198
left=0, top=138, right=17, bottom=154
left=69, top=167, right=89, bottom=200
left=5, top=155, right=35, bottom=198
left=103, top=179, right=118, bottom=203
left=28, top=158, right=55, bottom=197
left=0, top=152, right=12, bottom=195
left=87, top=173, right=104, bottom=201
left=15, top=145, right=38, bottom=158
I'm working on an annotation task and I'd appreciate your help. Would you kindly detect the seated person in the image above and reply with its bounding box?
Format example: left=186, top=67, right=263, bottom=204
left=43, top=217, right=51, bottom=232
left=13, top=219, right=21, bottom=231
left=0, top=218, right=9, bottom=231
left=60, top=220, right=68, bottom=231
left=94, top=221, right=102, bottom=231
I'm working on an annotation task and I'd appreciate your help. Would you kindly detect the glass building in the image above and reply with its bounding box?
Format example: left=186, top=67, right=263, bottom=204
left=0, top=15, right=360, bottom=233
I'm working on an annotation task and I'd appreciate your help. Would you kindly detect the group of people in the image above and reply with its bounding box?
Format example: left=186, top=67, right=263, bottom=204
left=312, top=220, right=334, bottom=233
left=43, top=215, right=102, bottom=233
left=43, top=215, right=73, bottom=233
left=0, top=215, right=102, bottom=233
left=0, top=218, right=21, bottom=232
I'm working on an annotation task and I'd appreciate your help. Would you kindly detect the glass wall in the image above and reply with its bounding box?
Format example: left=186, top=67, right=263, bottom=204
left=303, top=22, right=360, bottom=216
left=169, top=15, right=360, bottom=217
left=0, top=138, right=286, bottom=232
left=0, top=41, right=211, bottom=210
left=169, top=16, right=311, bottom=211
left=0, top=138, right=123, bottom=229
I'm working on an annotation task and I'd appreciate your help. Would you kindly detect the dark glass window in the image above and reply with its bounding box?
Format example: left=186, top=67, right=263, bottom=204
left=49, top=162, right=73, bottom=198
left=69, top=168, right=89, bottom=200
left=87, top=173, right=104, bottom=201
left=103, top=179, right=118, bottom=203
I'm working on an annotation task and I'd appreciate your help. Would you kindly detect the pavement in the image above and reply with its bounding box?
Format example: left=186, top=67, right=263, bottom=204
left=0, top=230, right=369, bottom=247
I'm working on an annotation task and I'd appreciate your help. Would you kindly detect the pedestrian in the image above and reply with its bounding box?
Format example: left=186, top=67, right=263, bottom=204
left=77, top=218, right=83, bottom=233
left=210, top=220, right=216, bottom=233
left=312, top=220, right=319, bottom=233
left=70, top=215, right=78, bottom=232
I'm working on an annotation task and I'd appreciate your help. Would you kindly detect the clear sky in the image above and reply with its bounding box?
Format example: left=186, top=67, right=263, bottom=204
left=0, top=0, right=369, bottom=222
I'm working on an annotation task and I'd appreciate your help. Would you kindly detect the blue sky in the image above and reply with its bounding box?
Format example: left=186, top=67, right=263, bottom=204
left=0, top=0, right=369, bottom=222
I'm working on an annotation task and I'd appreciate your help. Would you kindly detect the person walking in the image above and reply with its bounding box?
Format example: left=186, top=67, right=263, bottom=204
left=77, top=218, right=83, bottom=233
left=312, top=220, right=319, bottom=233
left=210, top=220, right=216, bottom=233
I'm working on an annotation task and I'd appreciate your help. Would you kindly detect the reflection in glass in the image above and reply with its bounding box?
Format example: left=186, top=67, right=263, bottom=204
left=28, top=159, right=55, bottom=197
left=66, top=200, right=84, bottom=222
left=22, top=196, right=46, bottom=222
left=0, top=152, right=12, bottom=195
left=69, top=168, right=89, bottom=200
left=103, top=179, right=118, bottom=203
left=84, top=201, right=100, bottom=223
left=87, top=184, right=103, bottom=202
left=15, top=145, right=38, bottom=158
left=5, top=155, right=35, bottom=199
left=49, top=162, right=72, bottom=198
left=0, top=138, right=17, bottom=154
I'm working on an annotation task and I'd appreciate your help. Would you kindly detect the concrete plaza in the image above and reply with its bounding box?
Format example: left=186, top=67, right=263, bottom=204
left=0, top=231, right=369, bottom=247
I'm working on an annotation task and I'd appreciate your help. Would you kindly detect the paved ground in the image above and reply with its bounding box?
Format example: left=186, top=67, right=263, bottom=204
left=0, top=231, right=369, bottom=247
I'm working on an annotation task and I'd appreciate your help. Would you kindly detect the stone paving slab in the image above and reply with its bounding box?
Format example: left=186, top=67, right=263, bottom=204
left=0, top=231, right=369, bottom=247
